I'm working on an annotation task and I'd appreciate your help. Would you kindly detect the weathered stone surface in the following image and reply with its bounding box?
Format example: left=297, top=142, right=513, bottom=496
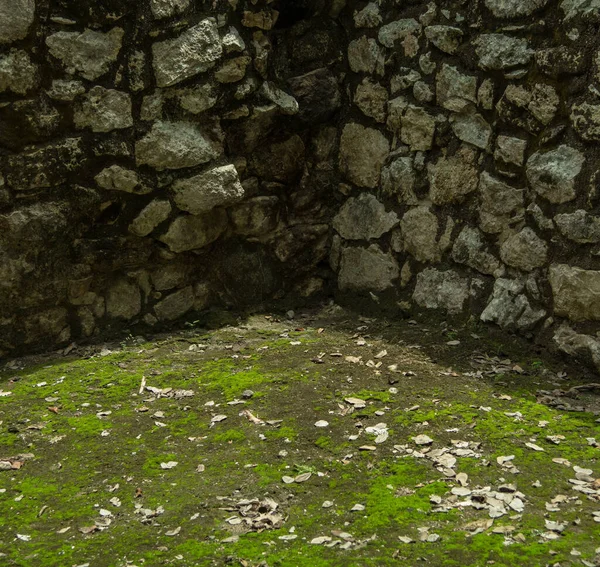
left=74, top=87, right=133, bottom=133
left=401, top=105, right=436, bottom=151
left=159, top=210, right=228, bottom=253
left=413, top=268, right=469, bottom=314
left=333, top=193, right=398, bottom=241
left=484, top=0, right=550, bottom=17
left=481, top=279, right=546, bottom=330
left=22, top=308, right=70, bottom=345
left=380, top=157, right=418, bottom=205
left=500, top=228, right=548, bottom=271
left=428, top=146, right=479, bottom=205
left=451, top=108, right=492, bottom=149
left=229, top=196, right=279, bottom=236
left=154, top=286, right=194, bottom=321
left=339, top=123, right=389, bottom=188
left=526, top=145, right=585, bottom=204
left=494, top=135, right=527, bottom=167
left=46, top=28, right=124, bottom=81
left=354, top=78, right=388, bottom=123
left=177, top=84, right=218, bottom=114
left=561, top=0, right=600, bottom=19
left=95, top=166, right=148, bottom=194
left=378, top=19, right=421, bottom=48
left=129, top=200, right=172, bottom=237
left=452, top=226, right=503, bottom=276
left=338, top=245, right=399, bottom=292
left=135, top=121, right=222, bottom=171
left=553, top=324, right=600, bottom=372
left=172, top=165, right=244, bottom=215
left=348, top=36, right=384, bottom=74
left=554, top=210, right=600, bottom=243
left=106, top=280, right=141, bottom=320
left=479, top=173, right=524, bottom=234
left=0, top=50, right=39, bottom=94
left=47, top=79, right=86, bottom=102
left=474, top=34, right=534, bottom=70
left=550, top=264, right=600, bottom=321
left=425, top=26, right=463, bottom=54
left=571, top=102, right=600, bottom=141
left=215, top=55, right=251, bottom=83
left=0, top=0, right=35, bottom=44
left=260, top=81, right=299, bottom=115
left=436, top=64, right=477, bottom=111
left=354, top=2, right=382, bottom=27
left=151, top=0, right=189, bottom=19
left=400, top=207, right=440, bottom=263
left=152, top=19, right=222, bottom=87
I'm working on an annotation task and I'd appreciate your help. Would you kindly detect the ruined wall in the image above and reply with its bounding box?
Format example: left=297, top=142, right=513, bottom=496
left=3, top=0, right=600, bottom=368
left=0, top=0, right=342, bottom=355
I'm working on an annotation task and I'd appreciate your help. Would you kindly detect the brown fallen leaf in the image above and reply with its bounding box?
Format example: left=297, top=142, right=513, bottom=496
left=48, top=406, right=60, bottom=414
left=79, top=525, right=98, bottom=535
left=135, top=488, right=143, bottom=498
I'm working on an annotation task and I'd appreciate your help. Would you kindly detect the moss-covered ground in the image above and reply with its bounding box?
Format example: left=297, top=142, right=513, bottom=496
left=0, top=306, right=599, bottom=566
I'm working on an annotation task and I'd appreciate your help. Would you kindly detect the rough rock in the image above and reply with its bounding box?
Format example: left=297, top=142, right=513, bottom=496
left=401, top=105, right=436, bottom=151
left=152, top=19, right=222, bottom=87
left=159, top=210, right=228, bottom=253
left=339, top=123, right=389, bottom=188
left=400, top=207, right=440, bottom=263
left=354, top=78, right=388, bottom=123
left=473, top=34, right=534, bottom=70
left=549, top=264, right=600, bottom=321
left=526, top=145, right=585, bottom=204
left=46, top=28, right=124, bottom=81
left=484, top=0, right=550, bottom=17
left=135, top=121, right=222, bottom=171
left=172, top=165, right=244, bottom=215
left=380, top=157, right=418, bottom=205
left=554, top=210, right=600, bottom=243
left=494, top=135, right=527, bottom=167
left=229, top=196, right=280, bottom=236
left=479, top=173, right=525, bottom=234
left=451, top=108, right=492, bottom=149
left=95, top=166, right=148, bottom=194
left=571, top=102, right=600, bottom=142
left=151, top=0, right=190, bottom=19
left=0, top=50, right=39, bottom=94
left=74, top=87, right=133, bottom=133
left=452, top=226, right=504, bottom=276
left=500, top=228, right=548, bottom=271
left=178, top=84, right=217, bottom=114
left=338, top=245, right=399, bottom=292
left=428, top=146, right=479, bottom=205
left=425, top=26, right=463, bottom=54
left=106, top=280, right=142, bottom=320
left=481, top=279, right=546, bottom=330
left=378, top=19, right=421, bottom=48
left=348, top=36, right=384, bottom=75
left=413, top=268, right=470, bottom=314
left=436, top=64, right=477, bottom=111
left=0, top=0, right=35, bottom=44
left=154, top=286, right=195, bottom=321
left=129, top=200, right=172, bottom=237
left=333, top=193, right=398, bottom=241
left=561, top=0, right=600, bottom=19
left=553, top=324, right=600, bottom=372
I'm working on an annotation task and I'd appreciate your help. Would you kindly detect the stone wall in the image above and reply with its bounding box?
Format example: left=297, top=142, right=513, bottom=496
left=2, top=0, right=600, bottom=369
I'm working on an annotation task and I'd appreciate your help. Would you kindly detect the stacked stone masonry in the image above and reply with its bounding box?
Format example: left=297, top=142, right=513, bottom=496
left=1, top=0, right=600, bottom=372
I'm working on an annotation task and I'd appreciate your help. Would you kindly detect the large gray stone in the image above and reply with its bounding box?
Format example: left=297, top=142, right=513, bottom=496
left=154, top=286, right=195, bottom=321
left=571, top=102, right=600, bottom=142
left=549, top=264, right=600, bottom=321
left=46, top=28, right=124, bottom=81
left=500, top=228, right=548, bottom=271
left=95, top=166, right=149, bottom=194
left=561, top=0, right=600, bottom=19
left=348, top=36, right=384, bottom=75
left=479, top=173, right=525, bottom=234
left=338, top=245, right=399, bottom=292
left=380, top=157, right=418, bottom=205
left=152, top=19, right=222, bottom=87
left=400, top=207, right=440, bottom=263
left=436, top=64, right=477, bottom=111
left=452, top=226, right=503, bottom=276
left=484, top=0, right=550, bottom=17
left=526, top=145, right=585, bottom=204
left=413, top=268, right=469, bottom=314
left=354, top=78, right=388, bottom=123
left=172, top=165, right=244, bottom=215
left=451, top=108, right=492, bottom=150
left=481, top=278, right=546, bottom=330
left=378, top=19, right=421, bottom=48
left=427, top=146, right=479, bottom=205
left=553, top=324, right=600, bottom=372
left=151, top=0, right=190, bottom=19
left=425, top=26, right=463, bottom=54
left=333, top=193, right=398, bottom=241
left=159, top=210, right=228, bottom=253
left=0, top=50, right=39, bottom=94
left=0, top=0, right=35, bottom=44
left=554, top=210, right=600, bottom=244
left=339, top=123, right=390, bottom=188
left=473, top=34, right=534, bottom=70
left=401, top=105, right=436, bottom=151
left=135, top=121, right=222, bottom=171
left=106, top=280, right=142, bottom=320
left=129, top=200, right=172, bottom=237
left=74, top=87, right=133, bottom=133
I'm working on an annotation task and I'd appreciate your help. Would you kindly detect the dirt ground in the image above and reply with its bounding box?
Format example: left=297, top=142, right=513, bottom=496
left=1, top=304, right=599, bottom=567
